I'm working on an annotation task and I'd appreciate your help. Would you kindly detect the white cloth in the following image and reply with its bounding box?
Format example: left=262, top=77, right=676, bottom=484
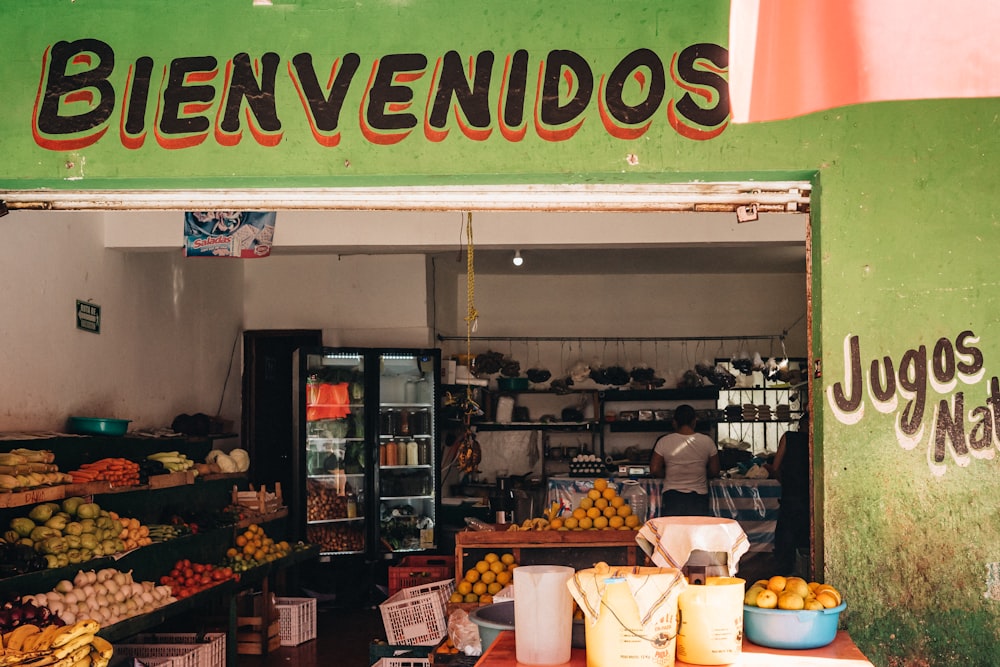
left=636, top=516, right=750, bottom=576
left=653, top=432, right=718, bottom=494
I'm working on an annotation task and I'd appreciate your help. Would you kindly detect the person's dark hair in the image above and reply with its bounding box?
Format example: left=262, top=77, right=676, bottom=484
left=674, top=404, right=697, bottom=427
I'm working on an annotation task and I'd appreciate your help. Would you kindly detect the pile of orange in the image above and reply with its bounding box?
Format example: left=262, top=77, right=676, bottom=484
left=744, top=575, right=843, bottom=610
left=225, top=523, right=292, bottom=571
left=449, top=552, right=518, bottom=604
left=550, top=479, right=641, bottom=531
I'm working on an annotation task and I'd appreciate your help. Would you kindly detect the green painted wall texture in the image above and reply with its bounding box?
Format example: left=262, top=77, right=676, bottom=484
left=2, top=2, right=999, bottom=665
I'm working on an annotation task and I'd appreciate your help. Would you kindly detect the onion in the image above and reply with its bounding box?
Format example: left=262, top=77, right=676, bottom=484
left=55, top=580, right=74, bottom=594
left=61, top=611, right=76, bottom=625
left=86, top=571, right=97, bottom=585
left=97, top=569, right=114, bottom=583
left=74, top=571, right=89, bottom=587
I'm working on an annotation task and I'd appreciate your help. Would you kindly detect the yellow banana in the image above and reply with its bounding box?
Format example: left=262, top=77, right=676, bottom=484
left=33, top=626, right=62, bottom=652
left=53, top=636, right=94, bottom=662
left=6, top=624, right=41, bottom=652
left=87, top=637, right=111, bottom=663
left=50, top=621, right=99, bottom=650
left=0, top=474, right=19, bottom=490
left=0, top=453, right=28, bottom=466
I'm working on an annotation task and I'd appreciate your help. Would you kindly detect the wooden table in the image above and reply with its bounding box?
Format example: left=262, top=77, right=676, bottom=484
left=476, top=630, right=875, bottom=666
left=454, top=528, right=649, bottom=579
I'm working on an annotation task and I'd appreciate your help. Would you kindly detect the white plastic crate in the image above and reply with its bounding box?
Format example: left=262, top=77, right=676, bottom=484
left=373, top=658, right=431, bottom=667
left=378, top=579, right=455, bottom=646
left=123, top=633, right=226, bottom=667
left=276, top=596, right=317, bottom=646
left=114, top=645, right=200, bottom=667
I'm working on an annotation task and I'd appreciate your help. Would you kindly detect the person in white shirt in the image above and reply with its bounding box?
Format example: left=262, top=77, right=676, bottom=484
left=649, top=404, right=720, bottom=516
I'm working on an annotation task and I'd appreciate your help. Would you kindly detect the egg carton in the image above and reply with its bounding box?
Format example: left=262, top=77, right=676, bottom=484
left=569, top=456, right=606, bottom=477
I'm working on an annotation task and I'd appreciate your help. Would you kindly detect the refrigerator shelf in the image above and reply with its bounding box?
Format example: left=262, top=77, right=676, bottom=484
left=307, top=437, right=365, bottom=445
left=308, top=472, right=366, bottom=478
left=380, top=464, right=432, bottom=470
left=307, top=517, right=365, bottom=525
left=380, top=402, right=435, bottom=408
left=380, top=494, right=434, bottom=501
left=378, top=433, right=433, bottom=439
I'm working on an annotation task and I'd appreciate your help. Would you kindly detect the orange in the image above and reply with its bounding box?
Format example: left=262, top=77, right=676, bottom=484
left=496, top=571, right=512, bottom=586
left=587, top=489, right=602, bottom=500
left=457, top=581, right=473, bottom=595
left=235, top=535, right=247, bottom=547
left=480, top=571, right=496, bottom=585
left=586, top=507, right=601, bottom=519
left=472, top=582, right=487, bottom=596
left=608, top=516, right=625, bottom=528
left=449, top=592, right=464, bottom=603
left=756, top=589, right=778, bottom=609
left=572, top=508, right=587, bottom=520
left=610, top=497, right=625, bottom=508
left=767, top=576, right=787, bottom=593
left=578, top=517, right=593, bottom=530
left=563, top=517, right=579, bottom=529
left=484, top=552, right=499, bottom=563
left=616, top=504, right=633, bottom=517
left=226, top=547, right=238, bottom=559
left=593, top=479, right=608, bottom=492
left=463, top=593, right=479, bottom=603
left=487, top=582, right=503, bottom=595
left=464, top=569, right=481, bottom=583
left=579, top=497, right=594, bottom=510
left=593, top=516, right=609, bottom=529
left=594, top=498, right=609, bottom=510
left=478, top=594, right=493, bottom=604
left=549, top=518, right=564, bottom=530
left=490, top=560, right=505, bottom=574
left=501, top=553, right=515, bottom=565
left=624, top=515, right=640, bottom=528
left=602, top=488, right=617, bottom=500
left=475, top=560, right=490, bottom=573
left=602, top=506, right=617, bottom=518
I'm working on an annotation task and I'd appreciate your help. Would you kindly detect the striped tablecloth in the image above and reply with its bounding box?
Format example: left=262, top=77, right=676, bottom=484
left=546, top=477, right=781, bottom=553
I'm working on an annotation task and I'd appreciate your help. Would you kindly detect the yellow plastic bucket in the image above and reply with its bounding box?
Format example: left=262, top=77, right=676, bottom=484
left=676, top=576, right=745, bottom=665
left=568, top=565, right=686, bottom=667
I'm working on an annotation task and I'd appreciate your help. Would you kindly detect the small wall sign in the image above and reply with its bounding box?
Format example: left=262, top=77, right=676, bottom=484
left=76, top=300, right=100, bottom=334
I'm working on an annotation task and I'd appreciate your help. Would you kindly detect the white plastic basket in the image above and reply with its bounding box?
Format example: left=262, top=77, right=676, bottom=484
left=123, top=633, right=226, bottom=667
left=114, top=645, right=200, bottom=667
left=276, top=597, right=318, bottom=646
left=372, top=658, right=431, bottom=667
left=378, top=579, right=455, bottom=646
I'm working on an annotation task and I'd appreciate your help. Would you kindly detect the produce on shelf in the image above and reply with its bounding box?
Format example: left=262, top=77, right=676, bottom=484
left=143, top=523, right=191, bottom=543
left=110, top=513, right=151, bottom=551
left=145, top=451, right=195, bottom=473
left=223, top=524, right=292, bottom=572
left=157, top=559, right=237, bottom=599
left=205, top=448, right=250, bottom=473
left=449, top=552, right=519, bottom=604
left=0, top=599, right=63, bottom=633
left=744, top=575, right=843, bottom=611
left=0, top=542, right=49, bottom=577
left=306, top=523, right=363, bottom=553
left=507, top=480, right=641, bottom=531
left=22, top=568, right=175, bottom=627
left=0, top=449, right=72, bottom=490
left=67, top=458, right=141, bottom=487
left=306, top=479, right=360, bottom=521
left=0, top=618, right=112, bottom=667
left=2, top=498, right=126, bottom=568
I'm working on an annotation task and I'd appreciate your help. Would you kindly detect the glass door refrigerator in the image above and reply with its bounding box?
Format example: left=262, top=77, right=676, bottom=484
left=292, top=347, right=440, bottom=562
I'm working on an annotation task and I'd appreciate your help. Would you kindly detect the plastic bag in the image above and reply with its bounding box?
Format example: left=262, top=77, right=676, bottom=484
left=448, top=608, right=483, bottom=656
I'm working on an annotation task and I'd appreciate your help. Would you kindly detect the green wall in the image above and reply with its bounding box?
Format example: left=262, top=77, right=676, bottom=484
left=2, top=2, right=999, bottom=665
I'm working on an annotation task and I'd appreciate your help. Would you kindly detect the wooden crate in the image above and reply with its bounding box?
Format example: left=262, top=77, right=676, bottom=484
left=232, top=482, right=283, bottom=514
left=149, top=470, right=196, bottom=489
left=453, top=527, right=648, bottom=578
left=235, top=591, right=282, bottom=655
left=0, top=484, right=65, bottom=508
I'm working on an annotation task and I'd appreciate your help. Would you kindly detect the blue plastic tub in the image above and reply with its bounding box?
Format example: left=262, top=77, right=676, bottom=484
left=743, top=601, right=847, bottom=649
left=469, top=602, right=586, bottom=651
left=67, top=416, right=131, bottom=436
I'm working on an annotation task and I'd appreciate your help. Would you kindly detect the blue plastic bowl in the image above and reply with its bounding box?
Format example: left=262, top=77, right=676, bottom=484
left=469, top=602, right=585, bottom=651
left=67, top=416, right=131, bottom=436
left=743, top=601, right=847, bottom=649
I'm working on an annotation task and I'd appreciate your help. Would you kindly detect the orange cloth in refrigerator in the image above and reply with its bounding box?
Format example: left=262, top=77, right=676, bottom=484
left=306, top=382, right=352, bottom=421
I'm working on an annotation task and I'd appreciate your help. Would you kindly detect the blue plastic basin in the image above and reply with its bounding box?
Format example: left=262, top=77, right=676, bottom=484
left=743, top=601, right=847, bottom=649
left=67, top=416, right=131, bottom=436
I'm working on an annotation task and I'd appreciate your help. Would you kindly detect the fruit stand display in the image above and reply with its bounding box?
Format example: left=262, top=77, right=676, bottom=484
left=0, top=433, right=318, bottom=667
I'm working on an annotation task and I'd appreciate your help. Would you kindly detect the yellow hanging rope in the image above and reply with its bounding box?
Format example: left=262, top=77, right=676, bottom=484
left=464, top=211, right=478, bottom=364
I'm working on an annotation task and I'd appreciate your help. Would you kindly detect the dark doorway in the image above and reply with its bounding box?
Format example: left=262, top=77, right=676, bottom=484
left=242, top=330, right=322, bottom=495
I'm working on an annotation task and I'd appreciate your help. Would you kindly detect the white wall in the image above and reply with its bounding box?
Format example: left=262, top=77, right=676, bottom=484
left=0, top=212, right=243, bottom=431
left=242, top=253, right=434, bottom=347
left=437, top=271, right=807, bottom=378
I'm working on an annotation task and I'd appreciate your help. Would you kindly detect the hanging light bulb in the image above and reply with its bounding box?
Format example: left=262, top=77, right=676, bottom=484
left=512, top=250, right=524, bottom=266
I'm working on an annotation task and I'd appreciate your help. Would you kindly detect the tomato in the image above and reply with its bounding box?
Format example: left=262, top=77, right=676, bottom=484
left=199, top=574, right=212, bottom=585
left=183, top=567, right=194, bottom=579
left=159, top=575, right=172, bottom=585
left=185, top=577, right=198, bottom=588
left=211, top=569, right=226, bottom=581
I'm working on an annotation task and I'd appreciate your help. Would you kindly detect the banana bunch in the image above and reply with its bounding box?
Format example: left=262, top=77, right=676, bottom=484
left=507, top=517, right=551, bottom=532
left=0, top=619, right=111, bottom=667
left=146, top=452, right=194, bottom=473
left=0, top=473, right=71, bottom=492
left=0, top=451, right=55, bottom=467
left=544, top=501, right=562, bottom=522
left=454, top=430, right=482, bottom=474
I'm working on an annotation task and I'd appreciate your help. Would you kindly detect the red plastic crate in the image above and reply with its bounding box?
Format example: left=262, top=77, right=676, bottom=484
left=388, top=555, right=456, bottom=596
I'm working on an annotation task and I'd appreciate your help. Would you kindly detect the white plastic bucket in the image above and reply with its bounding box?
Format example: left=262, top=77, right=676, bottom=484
left=676, top=576, right=745, bottom=665
left=568, top=566, right=686, bottom=667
